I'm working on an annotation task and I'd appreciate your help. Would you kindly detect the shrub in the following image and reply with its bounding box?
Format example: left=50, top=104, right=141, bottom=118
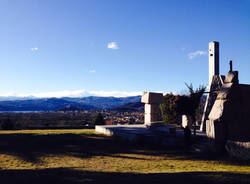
left=93, top=113, right=105, bottom=125
left=160, top=84, right=205, bottom=126
left=160, top=93, right=178, bottom=124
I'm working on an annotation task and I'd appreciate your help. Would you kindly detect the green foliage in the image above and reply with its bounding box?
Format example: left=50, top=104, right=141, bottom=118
left=93, top=113, right=105, bottom=125
left=160, top=84, right=206, bottom=125
left=160, top=94, right=178, bottom=124
left=184, top=83, right=206, bottom=121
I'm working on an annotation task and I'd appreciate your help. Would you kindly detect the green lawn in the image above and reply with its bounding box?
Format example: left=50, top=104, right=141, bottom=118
left=0, top=129, right=249, bottom=184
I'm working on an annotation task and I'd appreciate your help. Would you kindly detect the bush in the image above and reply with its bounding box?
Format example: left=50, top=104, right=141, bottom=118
left=160, top=84, right=205, bottom=126
left=160, top=93, right=178, bottom=124
left=93, top=113, right=105, bottom=125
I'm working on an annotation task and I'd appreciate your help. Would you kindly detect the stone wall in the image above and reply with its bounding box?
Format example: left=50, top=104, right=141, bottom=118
left=226, top=84, right=250, bottom=140
left=226, top=140, right=250, bottom=160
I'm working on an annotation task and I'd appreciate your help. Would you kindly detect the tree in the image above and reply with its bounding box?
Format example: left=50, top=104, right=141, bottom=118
left=160, top=84, right=205, bottom=136
left=184, top=83, right=206, bottom=136
left=93, top=113, right=105, bottom=125
left=160, top=93, right=178, bottom=124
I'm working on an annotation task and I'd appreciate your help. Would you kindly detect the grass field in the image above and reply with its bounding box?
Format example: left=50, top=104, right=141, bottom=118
left=0, top=129, right=249, bottom=184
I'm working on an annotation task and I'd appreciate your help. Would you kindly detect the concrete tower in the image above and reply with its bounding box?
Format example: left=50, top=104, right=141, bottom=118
left=200, top=41, right=221, bottom=132
left=209, top=41, right=219, bottom=85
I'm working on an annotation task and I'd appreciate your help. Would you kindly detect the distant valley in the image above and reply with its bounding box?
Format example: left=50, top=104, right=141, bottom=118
left=0, top=96, right=141, bottom=112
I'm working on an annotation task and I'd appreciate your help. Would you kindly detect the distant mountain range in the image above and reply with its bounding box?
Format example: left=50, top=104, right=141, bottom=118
left=113, top=102, right=144, bottom=112
left=0, top=96, right=141, bottom=112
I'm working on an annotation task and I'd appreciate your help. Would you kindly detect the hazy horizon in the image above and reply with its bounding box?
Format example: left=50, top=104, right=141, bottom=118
left=0, top=90, right=143, bottom=98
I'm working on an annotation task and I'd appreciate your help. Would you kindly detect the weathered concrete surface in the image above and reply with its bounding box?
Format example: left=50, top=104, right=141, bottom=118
left=227, top=84, right=250, bottom=140
left=206, top=120, right=227, bottom=152
left=141, top=92, right=163, bottom=126
left=209, top=41, right=219, bottom=85
left=141, top=92, right=163, bottom=104
left=95, top=124, right=183, bottom=145
left=144, top=104, right=162, bottom=125
left=200, top=75, right=225, bottom=132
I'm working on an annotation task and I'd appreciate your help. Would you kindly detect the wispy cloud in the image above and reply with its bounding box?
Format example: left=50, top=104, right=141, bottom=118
left=88, top=70, right=96, bottom=73
left=0, top=90, right=142, bottom=98
left=31, top=47, right=39, bottom=51
left=188, top=50, right=207, bottom=59
left=107, top=42, right=119, bottom=50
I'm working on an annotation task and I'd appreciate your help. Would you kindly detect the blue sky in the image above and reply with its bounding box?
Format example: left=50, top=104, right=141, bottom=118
left=0, top=0, right=250, bottom=97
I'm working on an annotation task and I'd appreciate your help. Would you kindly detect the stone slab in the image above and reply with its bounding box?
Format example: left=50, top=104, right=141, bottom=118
left=141, top=92, right=163, bottom=104
left=95, top=124, right=184, bottom=146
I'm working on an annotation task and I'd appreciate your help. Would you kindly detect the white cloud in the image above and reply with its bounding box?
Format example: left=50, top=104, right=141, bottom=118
left=107, top=42, right=119, bottom=50
left=188, top=50, right=207, bottom=59
left=0, top=90, right=142, bottom=98
left=88, top=91, right=141, bottom=97
left=31, top=47, right=38, bottom=51
left=88, top=70, right=96, bottom=73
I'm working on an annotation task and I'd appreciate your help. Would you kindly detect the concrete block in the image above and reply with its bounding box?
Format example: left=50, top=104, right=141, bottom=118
left=141, top=92, right=163, bottom=104
left=144, top=104, right=160, bottom=114
left=181, top=115, right=192, bottom=129
left=144, top=113, right=159, bottom=125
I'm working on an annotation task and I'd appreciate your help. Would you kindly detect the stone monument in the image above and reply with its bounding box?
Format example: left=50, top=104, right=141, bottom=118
left=205, top=60, right=250, bottom=158
left=141, top=92, right=163, bottom=127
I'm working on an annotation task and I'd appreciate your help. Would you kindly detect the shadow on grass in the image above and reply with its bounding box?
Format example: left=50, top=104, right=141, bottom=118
left=0, top=168, right=249, bottom=184
left=0, top=133, right=157, bottom=162
left=0, top=132, right=249, bottom=166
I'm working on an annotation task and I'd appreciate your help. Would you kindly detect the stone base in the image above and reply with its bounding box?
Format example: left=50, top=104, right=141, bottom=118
left=145, top=121, right=165, bottom=128
left=95, top=124, right=182, bottom=146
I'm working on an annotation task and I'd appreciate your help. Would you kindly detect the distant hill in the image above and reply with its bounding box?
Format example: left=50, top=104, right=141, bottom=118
left=0, top=96, right=141, bottom=112
left=58, top=105, right=87, bottom=112
left=62, top=96, right=141, bottom=109
left=0, top=98, right=96, bottom=112
left=113, top=101, right=144, bottom=112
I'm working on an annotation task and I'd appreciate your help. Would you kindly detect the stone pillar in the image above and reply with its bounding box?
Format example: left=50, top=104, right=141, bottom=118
left=141, top=92, right=163, bottom=126
left=200, top=41, right=221, bottom=132
left=209, top=41, right=219, bottom=86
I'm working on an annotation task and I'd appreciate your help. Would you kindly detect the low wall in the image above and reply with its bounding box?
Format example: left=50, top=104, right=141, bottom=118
left=226, top=140, right=250, bottom=160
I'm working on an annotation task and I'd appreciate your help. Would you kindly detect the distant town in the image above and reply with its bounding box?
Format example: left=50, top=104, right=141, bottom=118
left=0, top=109, right=144, bottom=130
